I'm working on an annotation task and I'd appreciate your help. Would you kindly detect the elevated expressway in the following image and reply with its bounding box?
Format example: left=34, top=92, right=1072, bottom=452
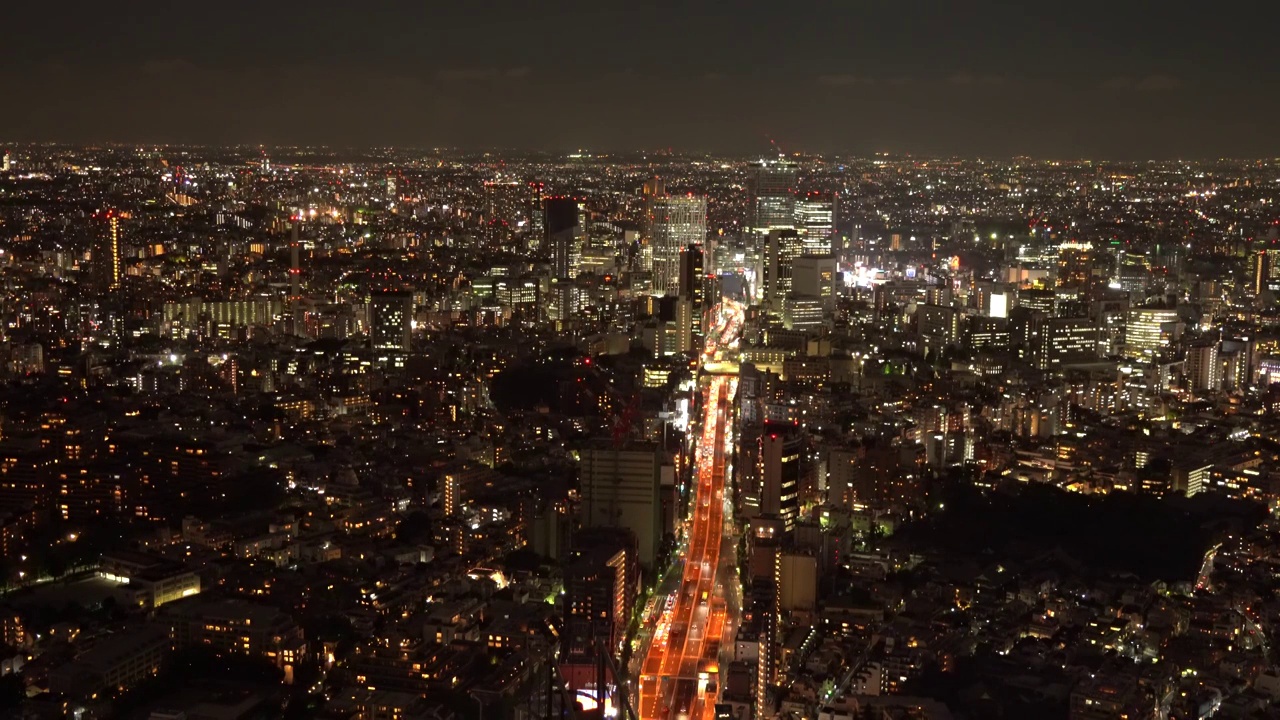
left=638, top=302, right=742, bottom=720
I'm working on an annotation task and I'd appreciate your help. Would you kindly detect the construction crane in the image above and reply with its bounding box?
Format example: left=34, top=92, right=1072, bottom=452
left=612, top=392, right=641, bottom=448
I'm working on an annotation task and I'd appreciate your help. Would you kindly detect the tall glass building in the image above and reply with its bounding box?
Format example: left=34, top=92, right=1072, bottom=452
left=750, top=159, right=798, bottom=233
left=647, top=194, right=707, bottom=296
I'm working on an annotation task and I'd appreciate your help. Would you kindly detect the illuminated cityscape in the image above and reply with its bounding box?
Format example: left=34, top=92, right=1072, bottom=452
left=1, top=5, right=1280, bottom=720
left=0, top=145, right=1277, bottom=720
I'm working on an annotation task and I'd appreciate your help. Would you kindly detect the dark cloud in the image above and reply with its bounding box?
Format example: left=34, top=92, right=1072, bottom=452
left=0, top=1, right=1274, bottom=157
left=435, top=67, right=531, bottom=82
left=947, top=73, right=1007, bottom=87
left=141, top=58, right=197, bottom=76
left=1102, top=74, right=1183, bottom=92
left=816, top=74, right=876, bottom=87
left=1136, top=74, right=1182, bottom=91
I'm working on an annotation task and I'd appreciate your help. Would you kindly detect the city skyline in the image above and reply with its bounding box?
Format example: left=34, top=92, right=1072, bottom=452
left=2, top=137, right=1280, bottom=720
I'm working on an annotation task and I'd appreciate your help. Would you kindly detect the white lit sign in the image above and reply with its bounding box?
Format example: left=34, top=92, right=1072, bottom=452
left=990, top=293, right=1007, bottom=319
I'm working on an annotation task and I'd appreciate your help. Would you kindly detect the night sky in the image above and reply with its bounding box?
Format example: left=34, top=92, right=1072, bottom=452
left=2, top=1, right=1276, bottom=158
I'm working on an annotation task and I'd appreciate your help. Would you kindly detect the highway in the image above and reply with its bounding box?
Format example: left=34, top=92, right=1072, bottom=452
left=638, top=301, right=742, bottom=720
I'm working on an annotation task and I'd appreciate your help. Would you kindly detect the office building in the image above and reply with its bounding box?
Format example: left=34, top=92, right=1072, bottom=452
left=1056, top=242, right=1097, bottom=288
left=678, top=244, right=706, bottom=304
left=792, top=255, right=837, bottom=310
left=1171, top=462, right=1210, bottom=498
left=163, top=298, right=284, bottom=331
left=973, top=281, right=1010, bottom=318
left=763, top=229, right=804, bottom=306
left=918, top=304, right=962, bottom=349
left=795, top=192, right=838, bottom=257
left=369, top=290, right=413, bottom=351
left=1124, top=307, right=1182, bottom=360
left=967, top=316, right=1010, bottom=351
left=675, top=244, right=709, bottom=353
left=782, top=295, right=825, bottom=330
left=641, top=321, right=681, bottom=358
left=1036, top=317, right=1099, bottom=370
left=1018, top=288, right=1056, bottom=316
left=578, top=442, right=661, bottom=567
left=760, top=425, right=802, bottom=532
left=676, top=297, right=698, bottom=354
left=545, top=197, right=583, bottom=279
left=750, top=160, right=797, bottom=233
left=647, top=191, right=707, bottom=296
left=549, top=280, right=587, bottom=323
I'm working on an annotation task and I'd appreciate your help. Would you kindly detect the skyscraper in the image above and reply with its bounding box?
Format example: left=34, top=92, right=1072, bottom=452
left=676, top=244, right=706, bottom=354
left=750, top=160, right=797, bottom=234
left=783, top=252, right=834, bottom=327
left=288, top=222, right=302, bottom=302
left=763, top=229, right=804, bottom=306
left=760, top=426, right=801, bottom=533
left=544, top=197, right=582, bottom=279
left=1254, top=249, right=1280, bottom=296
left=678, top=244, right=705, bottom=304
left=792, top=255, right=838, bottom=310
left=795, top=192, right=838, bottom=257
left=92, top=209, right=123, bottom=291
left=527, top=181, right=546, bottom=240
left=647, top=192, right=707, bottom=296
left=288, top=220, right=307, bottom=338
left=369, top=290, right=413, bottom=351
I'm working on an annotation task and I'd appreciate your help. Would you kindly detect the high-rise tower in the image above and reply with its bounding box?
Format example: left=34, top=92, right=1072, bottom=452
left=288, top=220, right=305, bottom=336
left=93, top=209, right=123, bottom=291
left=289, top=221, right=302, bottom=301
left=646, top=187, right=707, bottom=296
left=763, top=229, right=804, bottom=306
left=369, top=290, right=413, bottom=351
left=750, top=160, right=798, bottom=234
left=678, top=244, right=705, bottom=305
left=760, top=425, right=802, bottom=532
left=545, top=197, right=582, bottom=279
left=796, top=191, right=838, bottom=257
left=676, top=244, right=707, bottom=354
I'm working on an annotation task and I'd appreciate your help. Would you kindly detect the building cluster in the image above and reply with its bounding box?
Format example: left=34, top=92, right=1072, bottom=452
left=0, top=146, right=1278, bottom=720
